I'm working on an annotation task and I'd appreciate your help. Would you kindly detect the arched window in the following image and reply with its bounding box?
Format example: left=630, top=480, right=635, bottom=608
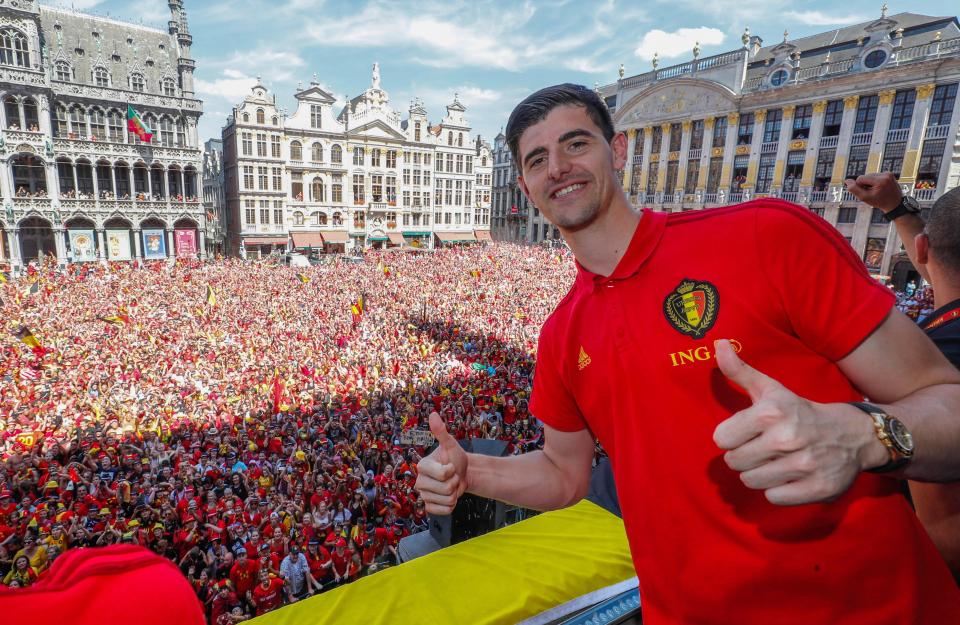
left=88, top=107, right=105, bottom=140
left=482, top=156, right=487, bottom=166
left=175, top=118, right=186, bottom=147
left=332, top=211, right=343, bottom=226
left=313, top=212, right=326, bottom=226
left=293, top=211, right=304, bottom=226
left=158, top=116, right=173, bottom=146
left=447, top=131, right=453, bottom=145
left=93, top=67, right=109, bottom=87
left=53, top=103, right=68, bottom=136
left=130, top=73, right=145, bottom=92
left=161, top=77, right=176, bottom=96
left=107, top=109, right=123, bottom=141
left=55, top=60, right=72, bottom=81
left=4, top=96, right=19, bottom=129
left=69, top=104, right=85, bottom=137
left=290, top=140, right=302, bottom=160
left=458, top=132, right=463, bottom=147
left=242, top=112, right=249, bottom=123
left=312, top=178, right=325, bottom=202
left=272, top=116, right=278, bottom=126
left=0, top=28, right=29, bottom=67
left=141, top=114, right=157, bottom=143
left=12, top=154, right=47, bottom=194
left=331, top=144, right=342, bottom=164
left=312, top=143, right=323, bottom=162
left=256, top=108, right=265, bottom=124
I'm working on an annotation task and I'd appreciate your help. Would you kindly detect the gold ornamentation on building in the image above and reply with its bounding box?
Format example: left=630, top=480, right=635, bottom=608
left=916, top=84, right=936, bottom=99
left=782, top=105, right=796, bottom=118
left=711, top=147, right=723, bottom=157
left=643, top=127, right=652, bottom=137
left=735, top=145, right=751, bottom=155
left=812, top=100, right=828, bottom=113
left=754, top=109, right=766, bottom=122
left=727, top=112, right=739, bottom=124
left=627, top=128, right=638, bottom=138
left=650, top=153, right=660, bottom=162
left=682, top=120, right=692, bottom=131
left=878, top=90, right=897, bottom=105
left=668, top=151, right=680, bottom=161
left=843, top=95, right=860, bottom=109
left=704, top=116, right=715, bottom=128
left=661, top=122, right=671, bottom=132
left=790, top=139, right=807, bottom=150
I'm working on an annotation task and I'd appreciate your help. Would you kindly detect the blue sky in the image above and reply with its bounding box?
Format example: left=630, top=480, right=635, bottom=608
left=48, top=0, right=954, bottom=145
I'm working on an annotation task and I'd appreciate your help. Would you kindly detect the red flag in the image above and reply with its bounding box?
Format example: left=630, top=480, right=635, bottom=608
left=271, top=374, right=284, bottom=414
left=68, top=465, right=81, bottom=484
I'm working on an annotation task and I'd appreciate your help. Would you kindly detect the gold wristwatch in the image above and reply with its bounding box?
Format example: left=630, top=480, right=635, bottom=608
left=850, top=402, right=915, bottom=473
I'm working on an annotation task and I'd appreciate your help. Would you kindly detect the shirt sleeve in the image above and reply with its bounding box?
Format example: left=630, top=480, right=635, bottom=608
left=754, top=201, right=895, bottom=361
left=528, top=318, right=589, bottom=432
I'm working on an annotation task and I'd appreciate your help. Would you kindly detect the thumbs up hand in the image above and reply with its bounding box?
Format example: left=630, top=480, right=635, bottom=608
left=712, top=340, right=880, bottom=506
left=415, top=412, right=469, bottom=515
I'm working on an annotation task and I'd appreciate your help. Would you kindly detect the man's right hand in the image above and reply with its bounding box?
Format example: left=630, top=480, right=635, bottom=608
left=844, top=172, right=902, bottom=212
left=415, top=412, right=468, bottom=515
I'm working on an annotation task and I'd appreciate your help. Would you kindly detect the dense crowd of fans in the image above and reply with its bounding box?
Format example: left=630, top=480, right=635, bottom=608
left=0, top=245, right=572, bottom=622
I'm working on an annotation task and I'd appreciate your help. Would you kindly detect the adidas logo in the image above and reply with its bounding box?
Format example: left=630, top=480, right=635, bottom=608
left=578, top=346, right=592, bottom=370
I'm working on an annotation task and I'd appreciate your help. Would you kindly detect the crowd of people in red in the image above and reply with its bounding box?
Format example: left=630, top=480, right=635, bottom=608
left=0, top=244, right=572, bottom=623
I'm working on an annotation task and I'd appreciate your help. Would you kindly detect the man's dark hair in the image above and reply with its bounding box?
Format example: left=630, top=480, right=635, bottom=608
left=927, top=186, right=960, bottom=275
left=505, top=83, right=615, bottom=171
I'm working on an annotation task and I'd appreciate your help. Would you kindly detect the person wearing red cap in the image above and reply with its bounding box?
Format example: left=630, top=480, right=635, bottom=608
left=227, top=547, right=258, bottom=608
left=329, top=537, right=353, bottom=585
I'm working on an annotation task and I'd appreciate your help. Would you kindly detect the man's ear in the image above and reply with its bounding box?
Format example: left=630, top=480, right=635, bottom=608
left=915, top=232, right=929, bottom=265
left=610, top=132, right=628, bottom=171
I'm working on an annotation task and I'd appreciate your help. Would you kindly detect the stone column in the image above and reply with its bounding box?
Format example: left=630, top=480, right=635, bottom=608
left=90, top=163, right=100, bottom=200
left=71, top=164, right=79, bottom=195
left=166, top=229, right=175, bottom=259
left=133, top=229, right=143, bottom=259
left=771, top=105, right=795, bottom=194
left=162, top=167, right=170, bottom=200
left=800, top=100, right=827, bottom=189
left=866, top=90, right=897, bottom=174
left=11, top=229, right=22, bottom=272
left=146, top=167, right=153, bottom=199
left=179, top=169, right=186, bottom=200
left=128, top=167, right=136, bottom=202
left=36, top=95, right=52, bottom=136
left=829, top=95, right=861, bottom=184
left=899, top=83, right=936, bottom=185
left=198, top=229, right=207, bottom=259
left=53, top=227, right=67, bottom=265
left=96, top=229, right=106, bottom=260
left=16, top=100, right=24, bottom=130
left=622, top=128, right=637, bottom=193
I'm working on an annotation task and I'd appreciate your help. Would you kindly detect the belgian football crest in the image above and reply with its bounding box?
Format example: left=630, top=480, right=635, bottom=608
left=663, top=278, right=719, bottom=338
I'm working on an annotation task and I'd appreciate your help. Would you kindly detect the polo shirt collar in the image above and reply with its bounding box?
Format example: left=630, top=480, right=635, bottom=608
left=575, top=209, right=667, bottom=288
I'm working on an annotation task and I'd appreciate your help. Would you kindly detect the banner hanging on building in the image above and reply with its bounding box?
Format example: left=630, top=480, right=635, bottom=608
left=106, top=230, right=131, bottom=260
left=69, top=229, right=97, bottom=262
left=174, top=229, right=197, bottom=257
left=142, top=229, right=166, bottom=260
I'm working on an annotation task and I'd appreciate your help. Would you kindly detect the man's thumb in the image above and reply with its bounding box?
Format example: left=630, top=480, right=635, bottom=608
left=428, top=412, right=455, bottom=457
left=714, top=339, right=771, bottom=402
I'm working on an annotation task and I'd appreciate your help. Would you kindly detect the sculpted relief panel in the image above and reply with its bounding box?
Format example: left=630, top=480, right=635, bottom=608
left=622, top=84, right=734, bottom=124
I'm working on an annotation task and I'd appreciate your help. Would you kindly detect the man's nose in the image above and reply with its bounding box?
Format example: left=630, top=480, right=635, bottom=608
left=548, top=149, right=571, bottom=181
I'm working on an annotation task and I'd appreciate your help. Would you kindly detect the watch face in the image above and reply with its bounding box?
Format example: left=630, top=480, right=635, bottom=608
left=888, top=418, right=915, bottom=454
left=904, top=196, right=920, bottom=212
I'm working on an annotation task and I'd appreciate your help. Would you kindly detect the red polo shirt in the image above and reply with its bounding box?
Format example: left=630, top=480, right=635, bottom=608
left=530, top=200, right=960, bottom=625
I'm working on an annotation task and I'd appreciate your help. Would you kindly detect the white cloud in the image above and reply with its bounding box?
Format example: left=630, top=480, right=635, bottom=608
left=634, top=27, right=725, bottom=60
left=194, top=73, right=259, bottom=102
left=784, top=11, right=862, bottom=26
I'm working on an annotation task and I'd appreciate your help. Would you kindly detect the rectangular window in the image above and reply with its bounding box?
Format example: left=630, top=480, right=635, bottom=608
left=783, top=150, right=804, bottom=191
left=371, top=148, right=381, bottom=167
left=689, top=120, right=705, bottom=151
left=837, top=206, right=857, bottom=223
left=888, top=90, right=916, bottom=131
left=456, top=155, right=464, bottom=173
left=466, top=156, right=473, bottom=174
left=669, top=123, right=682, bottom=152
left=737, top=112, right=754, bottom=145
left=646, top=162, right=658, bottom=195
left=685, top=160, right=700, bottom=194
left=881, top=142, right=906, bottom=178
left=706, top=157, right=723, bottom=193
left=414, top=153, right=421, bottom=165
left=371, top=174, right=383, bottom=202
left=403, top=190, right=410, bottom=207
left=814, top=148, right=835, bottom=189
left=651, top=126, right=663, bottom=153
left=257, top=133, right=266, bottom=157
left=822, top=100, right=843, bottom=136
left=664, top=161, right=679, bottom=195
left=863, top=237, right=885, bottom=271
left=846, top=144, right=870, bottom=179
left=731, top=154, right=749, bottom=190
left=274, top=209, right=283, bottom=225
left=245, top=208, right=256, bottom=226
left=260, top=208, right=270, bottom=225
left=917, top=138, right=946, bottom=185
left=423, top=154, right=431, bottom=167
left=257, top=166, right=268, bottom=190
left=241, top=132, right=252, bottom=156
left=291, top=172, right=303, bottom=200
left=387, top=150, right=397, bottom=168
left=755, top=154, right=776, bottom=193
left=423, top=170, right=430, bottom=185
left=792, top=105, right=812, bottom=140
left=763, top=109, right=782, bottom=144
left=353, top=147, right=364, bottom=166
left=310, top=105, right=322, bottom=129
left=871, top=208, right=887, bottom=224
left=446, top=154, right=453, bottom=172
left=403, top=169, right=410, bottom=185
left=272, top=167, right=282, bottom=191
left=332, top=178, right=342, bottom=203
left=711, top=117, right=727, bottom=148
left=853, top=95, right=879, bottom=135
left=929, top=83, right=958, bottom=127
left=413, top=170, right=421, bottom=186
left=386, top=177, right=396, bottom=203
left=271, top=136, right=281, bottom=158
left=243, top=165, right=254, bottom=189
left=353, top=174, right=365, bottom=203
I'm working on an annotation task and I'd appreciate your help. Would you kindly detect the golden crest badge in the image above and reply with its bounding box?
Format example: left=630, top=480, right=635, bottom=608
left=663, top=278, right=720, bottom=338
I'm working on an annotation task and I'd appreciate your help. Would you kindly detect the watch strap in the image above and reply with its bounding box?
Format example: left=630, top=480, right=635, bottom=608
left=882, top=197, right=919, bottom=222
left=848, top=402, right=910, bottom=474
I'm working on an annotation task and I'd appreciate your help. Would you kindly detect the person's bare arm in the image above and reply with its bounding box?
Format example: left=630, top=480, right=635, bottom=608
left=845, top=173, right=930, bottom=283
left=416, top=412, right=594, bottom=514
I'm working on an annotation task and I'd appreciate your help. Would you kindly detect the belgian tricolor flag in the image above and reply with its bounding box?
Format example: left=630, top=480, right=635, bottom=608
left=205, top=285, right=216, bottom=308
left=0, top=271, right=8, bottom=283
left=351, top=295, right=364, bottom=325
left=13, top=325, right=41, bottom=350
left=297, top=273, right=310, bottom=284
left=100, top=314, right=130, bottom=326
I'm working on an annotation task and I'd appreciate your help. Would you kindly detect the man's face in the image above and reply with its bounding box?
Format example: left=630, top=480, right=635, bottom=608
left=516, top=105, right=626, bottom=232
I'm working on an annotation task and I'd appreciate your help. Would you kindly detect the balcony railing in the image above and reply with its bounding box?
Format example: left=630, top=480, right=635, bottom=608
left=886, top=128, right=909, bottom=143
left=687, top=148, right=702, bottom=160
left=819, top=135, right=839, bottom=148
left=760, top=142, right=778, bottom=154
left=703, top=193, right=718, bottom=203
left=779, top=191, right=799, bottom=203
left=914, top=187, right=938, bottom=202
left=925, top=125, right=950, bottom=140
left=841, top=190, right=858, bottom=203
left=850, top=132, right=872, bottom=146
left=631, top=154, right=643, bottom=164
left=809, top=190, right=828, bottom=203
left=728, top=192, right=744, bottom=204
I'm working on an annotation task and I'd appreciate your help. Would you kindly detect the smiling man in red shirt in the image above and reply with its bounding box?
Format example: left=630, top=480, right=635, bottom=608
left=415, top=84, right=960, bottom=624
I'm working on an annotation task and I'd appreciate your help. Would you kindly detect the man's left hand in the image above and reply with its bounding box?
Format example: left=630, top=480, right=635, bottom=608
left=712, top=340, right=888, bottom=505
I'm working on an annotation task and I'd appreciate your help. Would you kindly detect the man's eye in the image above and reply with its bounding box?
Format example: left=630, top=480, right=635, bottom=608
left=570, top=141, right=586, bottom=150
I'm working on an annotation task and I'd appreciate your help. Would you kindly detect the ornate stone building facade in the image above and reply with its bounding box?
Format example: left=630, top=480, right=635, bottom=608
left=602, top=10, right=958, bottom=286
left=222, top=65, right=492, bottom=257
left=0, top=0, right=204, bottom=271
left=202, top=138, right=225, bottom=257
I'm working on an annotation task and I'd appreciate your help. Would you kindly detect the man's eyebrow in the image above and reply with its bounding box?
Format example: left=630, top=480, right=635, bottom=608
left=522, top=129, right=595, bottom=168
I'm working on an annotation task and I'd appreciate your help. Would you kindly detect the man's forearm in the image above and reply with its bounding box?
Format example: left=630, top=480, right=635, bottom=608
left=881, top=383, right=960, bottom=481
left=465, top=449, right=589, bottom=511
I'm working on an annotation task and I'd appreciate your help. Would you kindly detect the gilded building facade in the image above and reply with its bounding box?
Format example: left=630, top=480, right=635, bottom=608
left=603, top=10, right=959, bottom=285
left=0, top=0, right=204, bottom=271
left=222, top=66, right=492, bottom=257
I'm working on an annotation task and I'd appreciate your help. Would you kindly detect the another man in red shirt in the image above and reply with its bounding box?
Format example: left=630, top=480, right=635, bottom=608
left=227, top=547, right=258, bottom=606
left=250, top=569, right=286, bottom=616
left=416, top=84, right=960, bottom=624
